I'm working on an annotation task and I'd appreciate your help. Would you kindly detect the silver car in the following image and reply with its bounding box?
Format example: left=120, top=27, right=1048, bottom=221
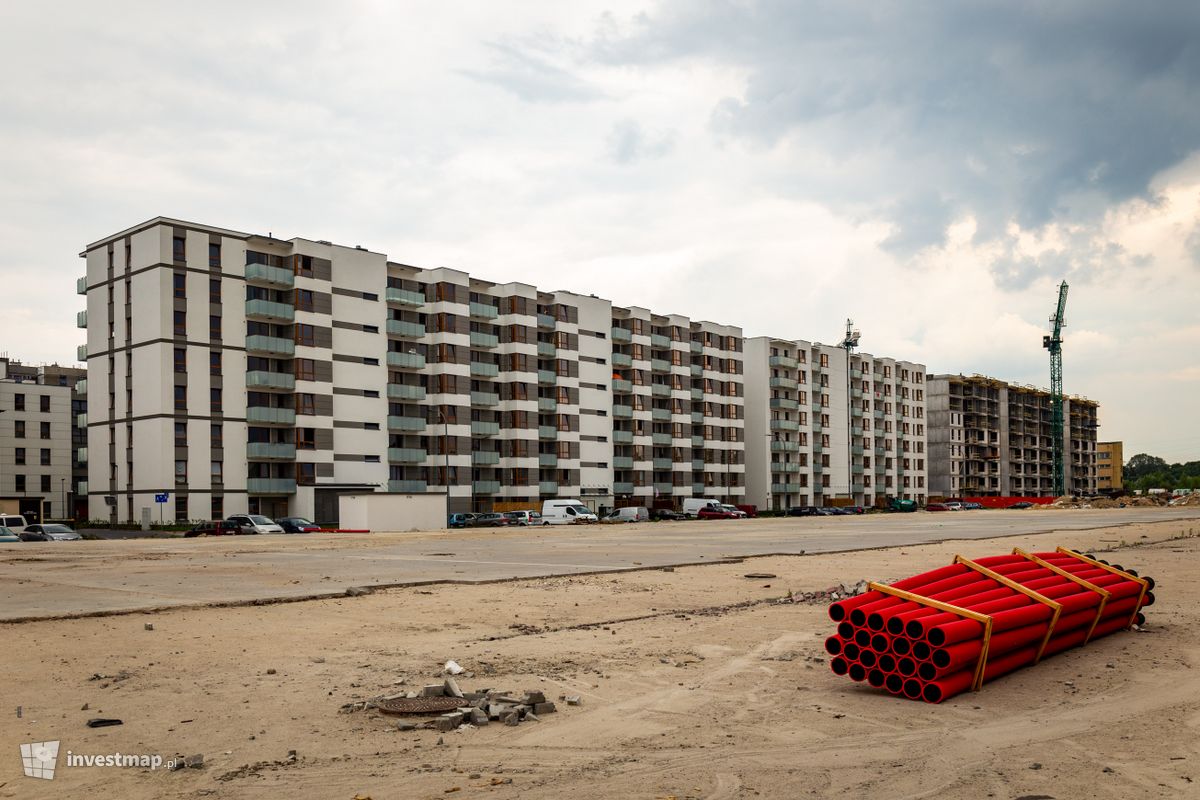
left=226, top=514, right=285, bottom=535
left=19, top=524, right=83, bottom=541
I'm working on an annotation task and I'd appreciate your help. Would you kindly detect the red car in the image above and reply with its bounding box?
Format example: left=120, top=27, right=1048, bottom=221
left=925, top=503, right=950, bottom=512
left=697, top=507, right=736, bottom=519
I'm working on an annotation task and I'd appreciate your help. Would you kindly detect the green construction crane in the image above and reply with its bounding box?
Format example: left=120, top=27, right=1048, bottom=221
left=1043, top=281, right=1069, bottom=496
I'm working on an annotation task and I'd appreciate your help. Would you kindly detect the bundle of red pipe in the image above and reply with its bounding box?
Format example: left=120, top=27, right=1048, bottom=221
left=824, top=549, right=1155, bottom=704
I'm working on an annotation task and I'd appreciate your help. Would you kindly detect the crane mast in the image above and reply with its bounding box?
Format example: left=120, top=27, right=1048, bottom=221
left=1043, top=281, right=1069, bottom=496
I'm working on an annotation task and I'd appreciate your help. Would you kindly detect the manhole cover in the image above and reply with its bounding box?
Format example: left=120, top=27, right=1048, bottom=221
left=376, top=697, right=470, bottom=715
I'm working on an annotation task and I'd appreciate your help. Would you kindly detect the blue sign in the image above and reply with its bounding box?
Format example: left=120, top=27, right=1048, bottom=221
left=154, top=493, right=169, bottom=504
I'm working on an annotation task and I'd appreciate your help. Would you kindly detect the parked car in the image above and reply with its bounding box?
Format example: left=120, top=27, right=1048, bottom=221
left=721, top=504, right=748, bottom=518
left=226, top=514, right=285, bottom=535
left=0, top=514, right=29, bottom=534
left=541, top=499, right=599, bottom=525
left=682, top=498, right=724, bottom=518
left=697, top=506, right=736, bottom=519
left=650, top=508, right=683, bottom=521
left=471, top=513, right=510, bottom=528
left=824, top=507, right=852, bottom=516
left=448, top=513, right=476, bottom=528
left=944, top=501, right=964, bottom=511
left=789, top=506, right=821, bottom=516
left=503, top=510, right=543, bottom=526
left=1009, top=501, right=1034, bottom=509
left=842, top=506, right=866, bottom=515
left=962, top=502, right=984, bottom=510
left=604, top=506, right=649, bottom=523
left=19, top=524, right=83, bottom=541
left=0, top=526, right=20, bottom=543
left=278, top=517, right=320, bottom=533
left=735, top=504, right=758, bottom=518
left=186, top=520, right=240, bottom=537
left=925, top=503, right=950, bottom=512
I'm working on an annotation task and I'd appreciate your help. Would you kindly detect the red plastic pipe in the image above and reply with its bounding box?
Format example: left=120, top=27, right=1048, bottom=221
left=828, top=564, right=971, bottom=620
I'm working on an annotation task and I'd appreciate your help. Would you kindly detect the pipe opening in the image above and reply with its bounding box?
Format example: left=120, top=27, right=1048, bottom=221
left=824, top=636, right=843, bottom=656
left=903, top=678, right=923, bottom=699
left=927, top=628, right=946, bottom=647
left=917, top=662, right=937, bottom=681
left=843, top=643, right=861, bottom=661
left=885, top=673, right=904, bottom=695
left=867, top=669, right=886, bottom=688
left=871, top=633, right=890, bottom=653
left=848, top=663, right=867, bottom=682
left=892, top=637, right=911, bottom=656
left=878, top=654, right=896, bottom=673
left=932, top=649, right=951, bottom=668
left=922, top=683, right=944, bottom=704
left=866, top=612, right=886, bottom=631
left=859, top=649, right=878, bottom=668
left=897, top=657, right=916, bottom=677
left=854, top=629, right=872, bottom=647
left=830, top=656, right=849, bottom=676
left=837, top=621, right=855, bottom=639
left=912, top=641, right=932, bottom=660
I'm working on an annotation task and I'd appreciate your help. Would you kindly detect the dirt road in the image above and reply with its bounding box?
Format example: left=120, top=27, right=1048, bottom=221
left=2, top=518, right=1197, bottom=799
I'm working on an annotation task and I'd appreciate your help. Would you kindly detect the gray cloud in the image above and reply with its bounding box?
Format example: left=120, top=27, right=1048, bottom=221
left=606, top=119, right=677, bottom=164
left=460, top=41, right=606, bottom=104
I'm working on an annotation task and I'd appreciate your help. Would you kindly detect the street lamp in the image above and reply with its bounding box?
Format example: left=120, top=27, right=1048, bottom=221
left=839, top=320, right=861, bottom=505
left=60, top=478, right=66, bottom=521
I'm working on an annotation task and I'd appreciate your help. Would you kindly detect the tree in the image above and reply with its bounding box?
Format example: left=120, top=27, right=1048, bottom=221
left=1125, top=453, right=1168, bottom=481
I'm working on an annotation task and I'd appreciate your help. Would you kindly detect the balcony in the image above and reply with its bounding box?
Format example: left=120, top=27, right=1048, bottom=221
left=653, top=457, right=672, bottom=470
left=612, top=352, right=633, bottom=368
left=386, top=319, right=425, bottom=339
left=651, top=383, right=670, bottom=398
left=613, top=456, right=633, bottom=469
left=690, top=364, right=702, bottom=377
left=470, top=361, right=499, bottom=378
left=537, top=341, right=557, bottom=358
left=246, top=335, right=295, bottom=357
left=539, top=481, right=559, bottom=495
left=813, top=463, right=824, bottom=473
left=653, top=482, right=674, bottom=494
left=75, top=343, right=87, bottom=362
left=769, top=377, right=797, bottom=390
left=387, top=415, right=426, bottom=432
left=692, top=459, right=705, bottom=471
left=246, top=406, right=295, bottom=425
left=538, top=369, right=557, bottom=385
left=690, top=388, right=703, bottom=401
left=538, top=425, right=557, bottom=440
left=538, top=397, right=558, bottom=413
left=769, top=355, right=798, bottom=369
left=651, top=408, right=670, bottom=421
left=851, top=445, right=865, bottom=456
left=247, top=478, right=297, bottom=495
left=613, top=404, right=633, bottom=419
left=388, top=480, right=427, bottom=493
left=612, top=430, right=633, bottom=444
left=813, top=442, right=823, bottom=453
left=76, top=276, right=88, bottom=295
left=537, top=313, right=555, bottom=329
left=386, top=351, right=425, bottom=370
left=613, top=379, right=632, bottom=394
left=473, top=480, right=501, bottom=494
left=611, top=327, right=632, bottom=343
left=851, top=406, right=863, bottom=418
left=76, top=446, right=87, bottom=464
left=246, top=370, right=296, bottom=391
left=471, top=420, right=500, bottom=437
left=851, top=464, right=864, bottom=474
left=471, top=391, right=500, bottom=407
left=77, top=480, right=88, bottom=495
left=246, top=263, right=294, bottom=287
left=471, top=450, right=499, bottom=466
left=470, top=331, right=499, bottom=349
left=390, top=448, right=427, bottom=463
left=387, top=383, right=426, bottom=401
left=690, top=340, right=702, bottom=353
left=76, top=309, right=87, bottom=328
left=613, top=481, right=635, bottom=495
left=771, top=419, right=799, bottom=432
left=652, top=432, right=672, bottom=446
left=691, top=435, right=704, bottom=448
left=538, top=453, right=558, bottom=468
left=771, top=441, right=799, bottom=452
left=692, top=482, right=707, bottom=494
left=774, top=462, right=800, bottom=473
left=651, top=333, right=671, bottom=348
left=772, top=483, right=802, bottom=494
left=650, top=358, right=670, bottom=373
left=770, top=397, right=799, bottom=411
left=76, top=412, right=87, bottom=428
left=245, top=298, right=294, bottom=323
left=247, top=442, right=296, bottom=460
left=469, top=302, right=498, bottom=320
left=691, top=412, right=703, bottom=424
left=385, top=287, right=425, bottom=306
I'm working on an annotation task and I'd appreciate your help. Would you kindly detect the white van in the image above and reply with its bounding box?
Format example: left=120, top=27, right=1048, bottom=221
left=681, top=498, right=723, bottom=518
left=0, top=514, right=28, bottom=533
left=541, top=499, right=599, bottom=525
left=604, top=506, right=649, bottom=523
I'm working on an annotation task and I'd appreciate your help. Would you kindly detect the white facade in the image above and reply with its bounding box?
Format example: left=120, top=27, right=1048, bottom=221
left=0, top=361, right=77, bottom=519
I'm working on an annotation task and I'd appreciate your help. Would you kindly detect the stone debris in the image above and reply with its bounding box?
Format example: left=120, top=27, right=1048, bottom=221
left=781, top=580, right=868, bottom=604
left=350, top=681, right=561, bottom=733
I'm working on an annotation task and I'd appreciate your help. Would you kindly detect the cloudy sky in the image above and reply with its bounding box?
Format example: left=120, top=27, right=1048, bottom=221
left=2, top=1, right=1198, bottom=462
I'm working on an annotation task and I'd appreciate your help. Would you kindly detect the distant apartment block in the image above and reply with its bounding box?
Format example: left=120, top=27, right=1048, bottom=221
left=744, top=338, right=927, bottom=510
left=78, top=218, right=748, bottom=523
left=0, top=357, right=86, bottom=519
left=927, top=374, right=1098, bottom=498
left=1097, top=441, right=1123, bottom=492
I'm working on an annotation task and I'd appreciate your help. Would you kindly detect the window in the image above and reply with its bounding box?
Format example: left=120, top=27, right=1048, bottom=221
left=40, top=448, right=50, bottom=466
left=298, top=462, right=316, bottom=485
left=41, top=475, right=51, bottom=493
left=210, top=388, right=222, bottom=413
left=40, top=395, right=50, bottom=412
left=174, top=310, right=186, bottom=337
left=209, top=315, right=221, bottom=339
left=173, top=272, right=186, bottom=299
left=175, top=422, right=187, bottom=446
left=14, top=448, right=25, bottom=465
left=173, top=236, right=186, bottom=261
left=295, top=254, right=314, bottom=278
left=15, top=475, right=25, bottom=493
left=208, top=243, right=221, bottom=267
left=210, top=496, right=224, bottom=519
left=210, top=350, right=221, bottom=375
left=209, top=278, right=221, bottom=302
left=174, top=386, right=186, bottom=411
left=40, top=421, right=50, bottom=440
left=174, top=347, right=186, bottom=373
left=295, top=358, right=316, bottom=381
left=297, top=428, right=316, bottom=449
left=175, top=459, right=187, bottom=482
left=211, top=461, right=223, bottom=482
left=295, top=324, right=315, bottom=346
left=13, top=394, right=24, bottom=411
left=211, top=423, right=223, bottom=446
left=296, top=393, right=316, bottom=415
left=296, top=289, right=314, bottom=312
left=14, top=420, right=25, bottom=438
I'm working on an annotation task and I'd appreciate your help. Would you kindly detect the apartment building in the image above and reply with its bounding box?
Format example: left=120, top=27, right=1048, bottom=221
left=78, top=217, right=746, bottom=523
left=1097, top=441, right=1123, bottom=492
left=927, top=374, right=1098, bottom=498
left=0, top=357, right=84, bottom=519
left=744, top=338, right=928, bottom=510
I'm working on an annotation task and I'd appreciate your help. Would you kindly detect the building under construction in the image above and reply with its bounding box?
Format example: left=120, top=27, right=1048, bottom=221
left=926, top=374, right=1098, bottom=498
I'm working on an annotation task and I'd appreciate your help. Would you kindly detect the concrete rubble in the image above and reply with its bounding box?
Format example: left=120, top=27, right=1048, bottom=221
left=345, top=682, right=559, bottom=732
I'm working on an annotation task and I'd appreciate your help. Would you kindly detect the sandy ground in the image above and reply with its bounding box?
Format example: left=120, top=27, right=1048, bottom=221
left=1, top=517, right=1198, bottom=799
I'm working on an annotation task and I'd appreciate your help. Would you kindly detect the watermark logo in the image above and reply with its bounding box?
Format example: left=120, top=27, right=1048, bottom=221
left=20, top=741, right=60, bottom=780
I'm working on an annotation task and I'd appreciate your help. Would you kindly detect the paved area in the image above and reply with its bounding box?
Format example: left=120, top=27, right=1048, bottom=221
left=1, top=508, right=1197, bottom=621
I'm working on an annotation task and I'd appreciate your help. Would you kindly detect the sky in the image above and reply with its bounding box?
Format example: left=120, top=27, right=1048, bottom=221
left=2, top=1, right=1198, bottom=462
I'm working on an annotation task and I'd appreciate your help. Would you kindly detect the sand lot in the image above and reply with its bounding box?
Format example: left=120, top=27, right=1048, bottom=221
left=2, top=516, right=1198, bottom=799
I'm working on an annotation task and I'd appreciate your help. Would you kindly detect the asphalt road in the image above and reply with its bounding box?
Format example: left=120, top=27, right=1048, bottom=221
left=1, top=508, right=1197, bottom=621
